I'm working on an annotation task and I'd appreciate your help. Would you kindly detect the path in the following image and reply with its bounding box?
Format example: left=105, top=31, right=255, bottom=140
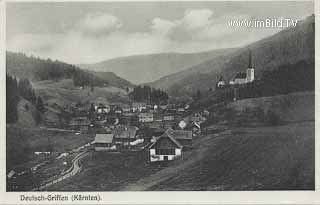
left=33, top=151, right=90, bottom=191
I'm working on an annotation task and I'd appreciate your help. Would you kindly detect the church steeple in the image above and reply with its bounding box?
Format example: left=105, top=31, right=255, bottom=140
left=248, top=50, right=252, bottom=68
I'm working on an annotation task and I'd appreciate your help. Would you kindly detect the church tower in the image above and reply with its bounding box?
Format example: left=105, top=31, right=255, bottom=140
left=246, top=50, right=254, bottom=83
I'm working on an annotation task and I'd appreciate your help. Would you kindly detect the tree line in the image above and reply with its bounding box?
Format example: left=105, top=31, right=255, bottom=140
left=6, top=74, right=45, bottom=124
left=129, top=85, right=169, bottom=104
left=7, top=52, right=109, bottom=88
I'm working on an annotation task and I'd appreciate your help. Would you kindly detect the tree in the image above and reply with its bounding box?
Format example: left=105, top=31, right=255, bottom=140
left=6, top=74, right=19, bottom=123
left=36, top=96, right=45, bottom=113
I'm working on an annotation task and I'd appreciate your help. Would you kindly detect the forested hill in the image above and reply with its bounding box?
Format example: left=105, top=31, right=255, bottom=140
left=6, top=52, right=134, bottom=89
left=149, top=15, right=315, bottom=96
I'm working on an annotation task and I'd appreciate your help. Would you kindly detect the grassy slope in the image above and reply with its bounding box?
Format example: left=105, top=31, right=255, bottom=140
left=6, top=125, right=94, bottom=171
left=228, top=91, right=314, bottom=123
left=33, top=79, right=130, bottom=106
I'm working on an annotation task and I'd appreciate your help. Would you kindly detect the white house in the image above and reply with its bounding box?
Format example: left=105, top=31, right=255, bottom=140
left=148, top=130, right=182, bottom=162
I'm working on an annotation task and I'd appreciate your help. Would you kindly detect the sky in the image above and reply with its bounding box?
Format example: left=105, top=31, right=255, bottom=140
left=7, top=1, right=314, bottom=64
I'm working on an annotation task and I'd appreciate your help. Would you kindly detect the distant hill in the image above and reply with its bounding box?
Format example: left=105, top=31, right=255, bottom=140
left=6, top=51, right=134, bottom=89
left=79, top=49, right=237, bottom=84
left=149, top=15, right=315, bottom=96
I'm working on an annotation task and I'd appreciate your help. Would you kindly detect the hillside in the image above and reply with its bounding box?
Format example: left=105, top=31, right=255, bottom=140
left=79, top=48, right=236, bottom=84
left=149, top=15, right=315, bottom=96
left=6, top=51, right=134, bottom=89
left=33, top=79, right=131, bottom=107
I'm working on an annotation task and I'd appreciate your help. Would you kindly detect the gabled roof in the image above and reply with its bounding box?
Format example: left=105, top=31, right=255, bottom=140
left=149, top=129, right=183, bottom=149
left=113, top=126, right=137, bottom=139
left=94, top=133, right=114, bottom=144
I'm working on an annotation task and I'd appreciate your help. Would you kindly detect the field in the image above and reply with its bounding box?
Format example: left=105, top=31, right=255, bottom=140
left=47, top=152, right=162, bottom=191
left=6, top=125, right=94, bottom=171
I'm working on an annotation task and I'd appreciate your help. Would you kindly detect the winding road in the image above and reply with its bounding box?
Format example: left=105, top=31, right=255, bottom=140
left=33, top=150, right=90, bottom=191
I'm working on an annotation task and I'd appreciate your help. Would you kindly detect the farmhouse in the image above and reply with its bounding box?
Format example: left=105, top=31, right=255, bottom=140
left=113, top=126, right=138, bottom=147
left=148, top=130, right=183, bottom=162
left=93, top=133, right=115, bottom=151
left=138, top=112, right=153, bottom=122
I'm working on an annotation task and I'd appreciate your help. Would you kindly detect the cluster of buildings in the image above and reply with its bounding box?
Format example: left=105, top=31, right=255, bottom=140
left=84, top=98, right=208, bottom=163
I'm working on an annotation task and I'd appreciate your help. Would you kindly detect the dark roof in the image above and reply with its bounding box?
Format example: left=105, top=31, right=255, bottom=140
left=167, top=129, right=192, bottom=140
left=113, top=126, right=137, bottom=139
left=149, top=130, right=183, bottom=149
left=69, top=117, right=91, bottom=126
left=234, top=72, right=247, bottom=79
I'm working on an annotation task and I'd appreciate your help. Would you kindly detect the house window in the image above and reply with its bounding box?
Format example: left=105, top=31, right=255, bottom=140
left=155, top=149, right=175, bottom=155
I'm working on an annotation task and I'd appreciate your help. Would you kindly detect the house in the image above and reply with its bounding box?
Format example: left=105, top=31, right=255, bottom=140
left=132, top=102, right=147, bottom=112
left=121, top=104, right=131, bottom=113
left=153, top=113, right=163, bottom=122
left=93, top=133, right=116, bottom=151
left=216, top=76, right=226, bottom=88
left=167, top=129, right=193, bottom=148
left=145, top=121, right=163, bottom=129
left=113, top=126, right=138, bottom=147
left=177, top=108, right=185, bottom=112
left=163, top=120, right=176, bottom=129
left=163, top=114, right=174, bottom=121
left=148, top=130, right=183, bottom=162
left=96, top=104, right=110, bottom=114
left=159, top=105, right=167, bottom=110
left=138, top=112, right=153, bottom=122
left=69, top=117, right=91, bottom=132
left=187, top=121, right=201, bottom=137
left=114, top=107, right=123, bottom=114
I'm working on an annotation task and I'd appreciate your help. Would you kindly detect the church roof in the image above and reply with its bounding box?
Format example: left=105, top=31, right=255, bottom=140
left=234, top=72, right=247, bottom=79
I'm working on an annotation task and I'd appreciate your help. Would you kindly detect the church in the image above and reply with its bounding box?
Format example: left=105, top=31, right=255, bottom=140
left=229, top=51, right=255, bottom=85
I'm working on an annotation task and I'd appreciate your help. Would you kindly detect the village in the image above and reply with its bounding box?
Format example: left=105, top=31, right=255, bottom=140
left=68, top=99, right=207, bottom=162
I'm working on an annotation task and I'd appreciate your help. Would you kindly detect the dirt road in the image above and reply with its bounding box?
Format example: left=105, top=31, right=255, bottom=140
left=34, top=151, right=90, bottom=191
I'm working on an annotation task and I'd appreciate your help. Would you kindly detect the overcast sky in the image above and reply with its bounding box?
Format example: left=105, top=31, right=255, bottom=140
left=7, top=1, right=314, bottom=64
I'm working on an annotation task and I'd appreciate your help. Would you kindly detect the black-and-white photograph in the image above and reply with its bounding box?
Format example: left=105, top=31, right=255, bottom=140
left=6, top=1, right=315, bottom=192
